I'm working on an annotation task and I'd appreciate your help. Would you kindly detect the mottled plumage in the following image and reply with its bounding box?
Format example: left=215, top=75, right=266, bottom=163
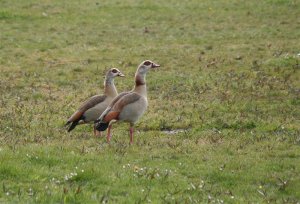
left=95, top=60, right=160, bottom=143
left=65, top=68, right=124, bottom=133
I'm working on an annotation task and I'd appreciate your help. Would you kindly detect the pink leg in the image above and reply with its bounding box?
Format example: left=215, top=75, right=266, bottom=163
left=94, top=126, right=102, bottom=137
left=106, top=124, right=112, bottom=143
left=129, top=126, right=134, bottom=144
left=93, top=126, right=97, bottom=136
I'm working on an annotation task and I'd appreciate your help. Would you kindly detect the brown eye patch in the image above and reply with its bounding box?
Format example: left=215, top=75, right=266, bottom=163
left=111, top=69, right=118, bottom=73
left=143, top=61, right=151, bottom=66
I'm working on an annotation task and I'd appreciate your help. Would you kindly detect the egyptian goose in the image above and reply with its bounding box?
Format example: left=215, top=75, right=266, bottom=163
left=95, top=60, right=160, bottom=144
left=65, top=68, right=124, bottom=134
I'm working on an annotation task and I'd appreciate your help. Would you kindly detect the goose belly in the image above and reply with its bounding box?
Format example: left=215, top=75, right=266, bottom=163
left=83, top=101, right=109, bottom=122
left=119, top=97, right=148, bottom=123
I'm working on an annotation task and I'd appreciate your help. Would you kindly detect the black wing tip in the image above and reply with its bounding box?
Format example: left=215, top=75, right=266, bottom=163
left=65, top=121, right=71, bottom=127
left=67, top=121, right=79, bottom=132
left=67, top=123, right=76, bottom=132
left=95, top=122, right=109, bottom=131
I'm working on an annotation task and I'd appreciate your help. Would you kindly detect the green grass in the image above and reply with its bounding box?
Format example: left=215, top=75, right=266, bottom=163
left=0, top=0, right=300, bottom=203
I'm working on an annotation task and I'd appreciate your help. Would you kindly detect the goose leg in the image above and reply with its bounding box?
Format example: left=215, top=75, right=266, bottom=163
left=129, top=124, right=134, bottom=144
left=94, top=126, right=102, bottom=137
left=94, top=126, right=96, bottom=136
left=106, top=124, right=112, bottom=143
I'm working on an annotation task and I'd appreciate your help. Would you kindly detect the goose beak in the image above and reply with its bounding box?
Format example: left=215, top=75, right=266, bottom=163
left=151, top=62, right=160, bottom=68
left=118, top=72, right=125, bottom=77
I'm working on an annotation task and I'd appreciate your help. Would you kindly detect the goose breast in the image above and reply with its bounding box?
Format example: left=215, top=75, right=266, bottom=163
left=118, top=96, right=148, bottom=123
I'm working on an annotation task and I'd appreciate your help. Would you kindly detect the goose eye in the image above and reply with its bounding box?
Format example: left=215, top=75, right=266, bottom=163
left=143, top=61, right=151, bottom=66
left=111, top=69, right=118, bottom=73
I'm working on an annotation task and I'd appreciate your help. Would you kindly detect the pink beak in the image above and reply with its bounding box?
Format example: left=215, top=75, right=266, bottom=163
left=151, top=62, right=160, bottom=68
left=118, top=72, right=125, bottom=77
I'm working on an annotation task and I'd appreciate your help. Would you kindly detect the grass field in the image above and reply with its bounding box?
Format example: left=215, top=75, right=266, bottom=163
left=1, top=0, right=300, bottom=203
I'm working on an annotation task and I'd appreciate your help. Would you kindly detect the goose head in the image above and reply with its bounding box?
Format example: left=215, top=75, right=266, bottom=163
left=137, top=60, right=160, bottom=75
left=107, top=68, right=125, bottom=79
